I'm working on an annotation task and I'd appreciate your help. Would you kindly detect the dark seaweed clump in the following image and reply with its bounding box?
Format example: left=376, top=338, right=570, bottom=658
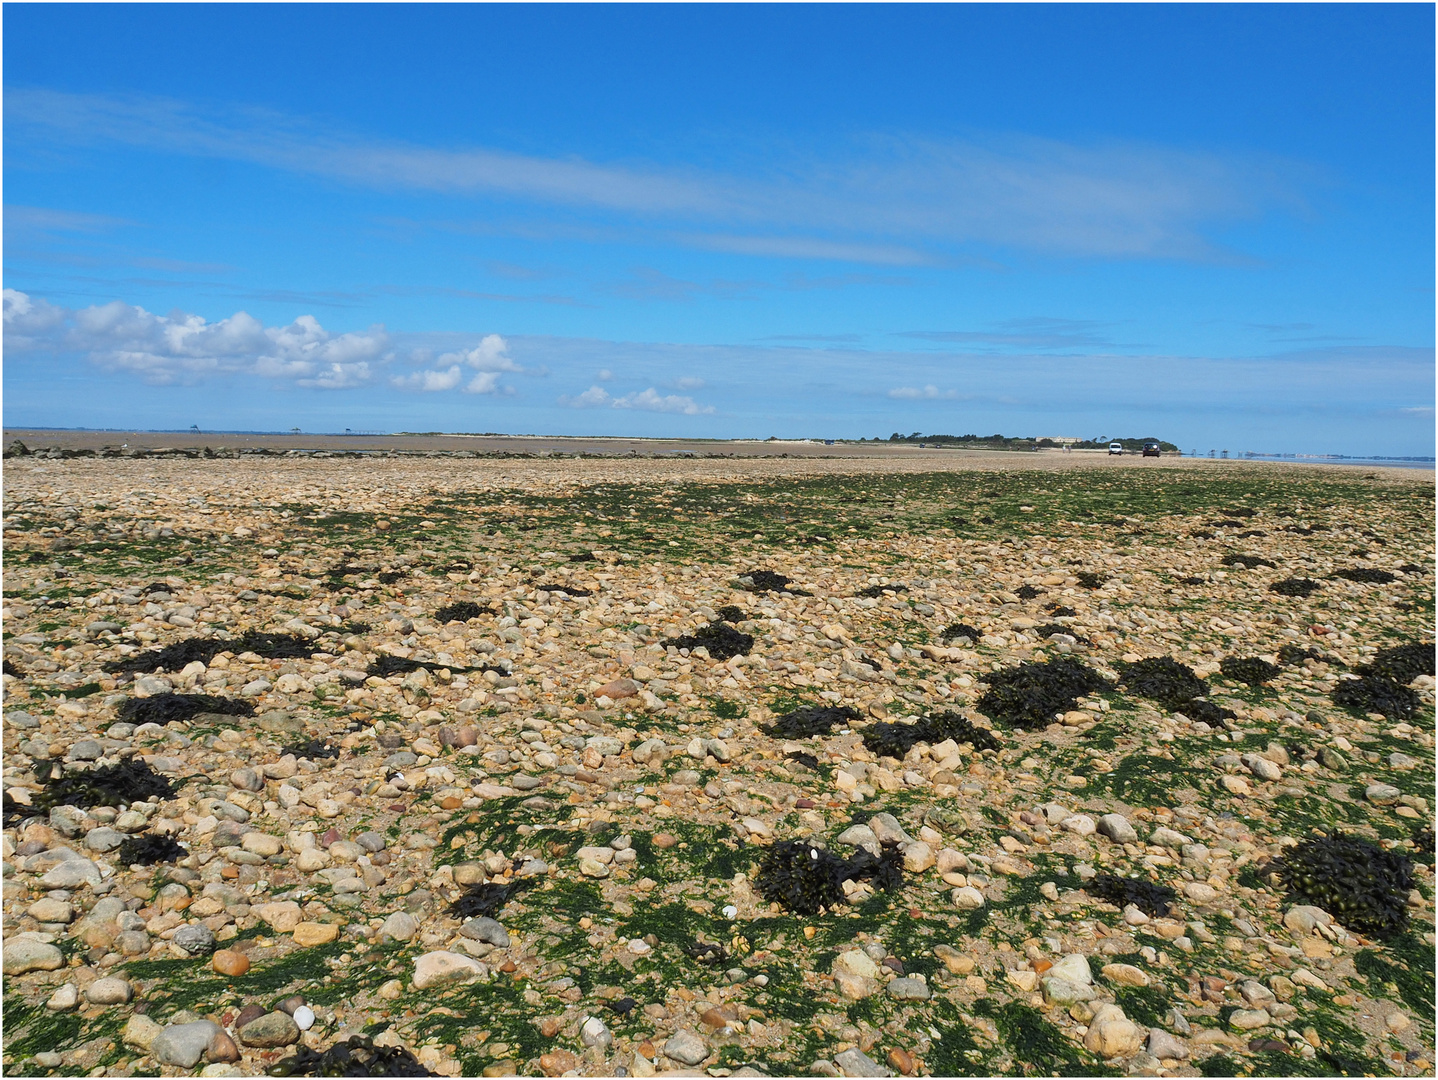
left=977, top=657, right=1110, bottom=730
left=1074, top=572, right=1108, bottom=589
left=1045, top=604, right=1077, bottom=617
left=1359, top=642, right=1434, bottom=685
left=1221, top=554, right=1277, bottom=570
left=282, top=739, right=340, bottom=760
left=1220, top=657, right=1282, bottom=686
left=450, top=879, right=531, bottom=919
left=661, top=621, right=754, bottom=661
left=785, top=751, right=820, bottom=771
left=715, top=605, right=747, bottom=623
left=337, top=621, right=372, bottom=636
left=742, top=570, right=811, bottom=595
left=753, top=840, right=904, bottom=915
left=1035, top=624, right=1090, bottom=645
left=104, top=637, right=226, bottom=674
left=434, top=601, right=490, bottom=624
left=35, top=759, right=177, bottom=812
left=1278, top=644, right=1329, bottom=666
left=1085, top=873, right=1176, bottom=917
left=856, top=583, right=906, bottom=598
left=1270, top=578, right=1322, bottom=597
left=940, top=622, right=982, bottom=643
left=3, top=658, right=23, bottom=679
left=1278, top=833, right=1413, bottom=939
left=863, top=711, right=1002, bottom=758
left=1178, top=576, right=1207, bottom=585
left=1331, top=675, right=1418, bottom=719
left=569, top=551, right=598, bottom=562
left=683, top=941, right=730, bottom=966
left=764, top=704, right=859, bottom=739
left=118, top=693, right=254, bottom=726
left=1333, top=568, right=1396, bottom=584
left=268, top=1034, right=435, bottom=1077
left=115, top=832, right=188, bottom=866
left=1411, top=826, right=1434, bottom=866
left=1014, top=584, right=1043, bottom=600
left=1117, top=656, right=1210, bottom=709
left=537, top=584, right=592, bottom=597
left=106, top=630, right=323, bottom=673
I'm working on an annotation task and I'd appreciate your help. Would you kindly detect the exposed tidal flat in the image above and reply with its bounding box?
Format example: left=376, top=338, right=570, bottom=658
left=1, top=451, right=1433, bottom=1078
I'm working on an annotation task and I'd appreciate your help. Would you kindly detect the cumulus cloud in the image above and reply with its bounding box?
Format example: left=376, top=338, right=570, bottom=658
left=391, top=365, right=463, bottom=392
left=595, top=368, right=614, bottom=381
left=436, top=333, right=521, bottom=372
left=889, top=384, right=958, bottom=400
left=560, top=384, right=714, bottom=414
left=4, top=289, right=386, bottom=388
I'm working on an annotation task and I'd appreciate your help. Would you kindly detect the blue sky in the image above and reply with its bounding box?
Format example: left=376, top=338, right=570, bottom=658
left=3, top=3, right=1433, bottom=454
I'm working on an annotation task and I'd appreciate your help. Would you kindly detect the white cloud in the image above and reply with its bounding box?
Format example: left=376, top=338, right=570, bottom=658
left=560, top=385, right=614, bottom=408
left=7, top=88, right=1305, bottom=261
left=595, top=368, right=614, bottom=381
left=672, top=376, right=705, bottom=390
left=391, top=365, right=463, bottom=392
left=559, top=383, right=713, bottom=414
left=889, top=384, right=958, bottom=400
left=464, top=371, right=508, bottom=395
left=613, top=387, right=714, bottom=415
left=437, top=333, right=520, bottom=372
left=3, top=290, right=389, bottom=388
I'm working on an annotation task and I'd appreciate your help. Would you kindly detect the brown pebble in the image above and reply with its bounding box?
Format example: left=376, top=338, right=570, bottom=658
left=234, top=1003, right=266, bottom=1030
left=321, top=828, right=342, bottom=847
left=276, top=994, right=306, bottom=1016
left=388, top=803, right=407, bottom=813
left=636, top=1041, right=656, bottom=1060
left=888, top=1048, right=915, bottom=1075
left=483, top=1062, right=518, bottom=1077
left=539, top=1050, right=577, bottom=1076
left=440, top=796, right=463, bottom=810
left=212, top=949, right=250, bottom=977
left=653, top=833, right=678, bottom=849
left=220, top=866, right=239, bottom=879
left=796, top=798, right=815, bottom=809
left=499, top=959, right=517, bottom=974
left=537, top=1016, right=563, bottom=1037
left=454, top=726, right=479, bottom=748
left=207, top=1031, right=241, bottom=1063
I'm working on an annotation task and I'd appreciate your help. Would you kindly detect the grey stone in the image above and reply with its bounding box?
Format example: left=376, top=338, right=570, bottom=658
left=239, top=1011, right=301, bottom=1048
left=886, top=977, right=930, bottom=1000
left=3, top=940, right=65, bottom=975
left=1042, top=977, right=1096, bottom=1005
left=836, top=824, right=879, bottom=851
left=460, top=917, right=510, bottom=947
left=580, top=1016, right=612, bottom=1048
left=85, top=977, right=133, bottom=1005
left=84, top=827, right=126, bottom=852
left=1047, top=953, right=1093, bottom=985
left=152, top=1021, right=223, bottom=1068
left=1144, top=1029, right=1190, bottom=1064
left=663, top=1030, right=710, bottom=1067
left=833, top=1048, right=891, bottom=1077
left=1096, top=814, right=1138, bottom=844
left=867, top=813, right=913, bottom=845
left=6, top=711, right=40, bottom=729
left=50, top=805, right=91, bottom=838
left=511, top=774, right=543, bottom=791
left=1317, top=747, right=1347, bottom=771
left=1365, top=783, right=1401, bottom=805
left=68, top=740, right=104, bottom=761
left=356, top=831, right=387, bottom=852
left=42, top=859, right=102, bottom=888
left=174, top=923, right=217, bottom=955
left=381, top=912, right=418, bottom=941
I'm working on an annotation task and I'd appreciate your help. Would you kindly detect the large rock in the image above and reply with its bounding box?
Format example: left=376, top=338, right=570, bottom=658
left=413, top=950, right=486, bottom=990
left=380, top=912, right=418, bottom=942
left=1083, top=1006, right=1144, bottom=1057
left=85, top=977, right=133, bottom=1005
left=460, top=917, right=510, bottom=947
left=3, top=940, right=64, bottom=975
left=1100, top=963, right=1150, bottom=988
left=1041, top=977, right=1094, bottom=1005
left=1096, top=814, right=1137, bottom=844
left=239, top=1011, right=300, bottom=1048
left=153, top=1021, right=223, bottom=1068
left=663, top=1029, right=709, bottom=1066
left=254, top=901, right=303, bottom=932
left=122, top=1014, right=163, bottom=1051
left=1046, top=953, right=1092, bottom=985
left=833, top=1047, right=892, bottom=1077
left=1146, top=1029, right=1189, bottom=1060
left=868, top=813, right=913, bottom=845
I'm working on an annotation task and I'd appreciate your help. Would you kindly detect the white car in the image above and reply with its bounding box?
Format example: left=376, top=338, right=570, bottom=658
left=1108, top=442, right=1124, bottom=455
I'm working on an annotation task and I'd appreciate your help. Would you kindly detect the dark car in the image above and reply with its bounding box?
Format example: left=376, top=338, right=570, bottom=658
left=1142, top=441, right=1162, bottom=458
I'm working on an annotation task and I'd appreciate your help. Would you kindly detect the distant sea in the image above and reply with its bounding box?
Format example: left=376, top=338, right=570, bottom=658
left=1237, top=453, right=1435, bottom=470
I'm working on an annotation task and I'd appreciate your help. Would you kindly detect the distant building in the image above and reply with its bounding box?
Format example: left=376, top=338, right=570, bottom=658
left=1040, top=436, right=1083, bottom=443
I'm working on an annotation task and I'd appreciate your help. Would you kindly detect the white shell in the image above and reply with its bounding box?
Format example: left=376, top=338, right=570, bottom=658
left=292, top=1005, right=315, bottom=1031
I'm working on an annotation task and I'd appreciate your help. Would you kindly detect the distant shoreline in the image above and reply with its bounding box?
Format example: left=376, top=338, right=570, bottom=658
left=4, top=427, right=1432, bottom=470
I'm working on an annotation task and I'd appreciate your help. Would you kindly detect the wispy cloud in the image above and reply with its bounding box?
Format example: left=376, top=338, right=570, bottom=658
left=889, top=384, right=959, bottom=400
left=4, top=204, right=134, bottom=234
left=898, top=317, right=1122, bottom=350
left=7, top=88, right=1307, bottom=262
left=559, top=384, right=715, bottom=415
